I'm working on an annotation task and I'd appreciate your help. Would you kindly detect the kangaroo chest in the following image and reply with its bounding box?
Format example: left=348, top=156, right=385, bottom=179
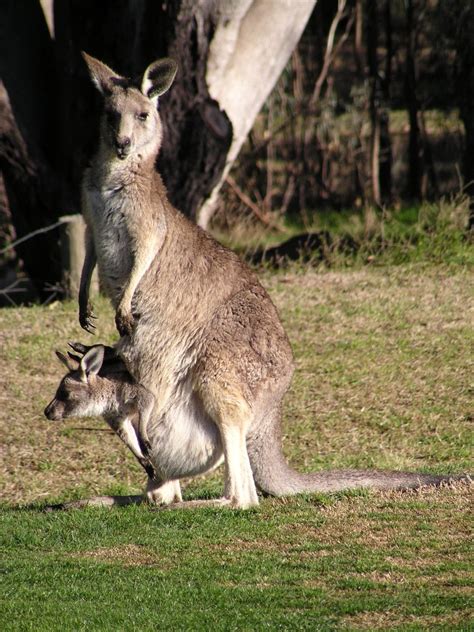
left=85, top=180, right=136, bottom=301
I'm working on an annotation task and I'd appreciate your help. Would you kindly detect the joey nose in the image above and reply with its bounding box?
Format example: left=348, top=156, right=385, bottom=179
left=44, top=402, right=60, bottom=421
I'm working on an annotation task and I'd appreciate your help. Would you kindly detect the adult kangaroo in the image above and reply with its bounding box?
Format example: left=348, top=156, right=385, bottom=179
left=78, top=53, right=465, bottom=509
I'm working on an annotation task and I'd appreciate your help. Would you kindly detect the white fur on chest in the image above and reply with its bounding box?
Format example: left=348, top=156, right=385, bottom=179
left=86, top=184, right=133, bottom=299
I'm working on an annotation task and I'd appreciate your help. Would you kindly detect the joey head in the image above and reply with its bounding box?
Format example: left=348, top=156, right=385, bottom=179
left=45, top=345, right=156, bottom=480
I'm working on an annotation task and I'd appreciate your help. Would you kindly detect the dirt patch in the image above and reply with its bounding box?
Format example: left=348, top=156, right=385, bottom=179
left=68, top=543, right=164, bottom=567
left=341, top=608, right=474, bottom=630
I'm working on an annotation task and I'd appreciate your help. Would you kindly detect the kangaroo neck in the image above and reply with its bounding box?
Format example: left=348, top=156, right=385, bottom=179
left=92, top=146, right=157, bottom=190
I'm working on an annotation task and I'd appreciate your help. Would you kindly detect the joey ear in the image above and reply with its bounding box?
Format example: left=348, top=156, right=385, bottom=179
left=141, top=58, right=177, bottom=103
left=80, top=345, right=105, bottom=377
left=82, top=52, right=122, bottom=95
left=55, top=350, right=79, bottom=372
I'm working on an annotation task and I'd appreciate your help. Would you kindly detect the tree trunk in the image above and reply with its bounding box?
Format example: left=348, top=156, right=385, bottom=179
left=379, top=0, right=392, bottom=204
left=196, top=0, right=317, bottom=227
left=0, top=2, right=62, bottom=296
left=367, top=0, right=392, bottom=207
left=0, top=0, right=316, bottom=296
left=453, top=5, right=474, bottom=229
left=353, top=0, right=363, bottom=77
left=367, top=0, right=381, bottom=206
left=405, top=0, right=423, bottom=201
left=436, top=0, right=474, bottom=229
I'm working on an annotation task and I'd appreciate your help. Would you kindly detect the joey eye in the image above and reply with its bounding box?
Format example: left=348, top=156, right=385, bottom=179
left=137, top=112, right=149, bottom=121
left=57, top=388, right=70, bottom=401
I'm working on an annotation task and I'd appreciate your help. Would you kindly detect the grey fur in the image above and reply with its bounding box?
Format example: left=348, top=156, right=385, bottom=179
left=77, top=55, right=469, bottom=509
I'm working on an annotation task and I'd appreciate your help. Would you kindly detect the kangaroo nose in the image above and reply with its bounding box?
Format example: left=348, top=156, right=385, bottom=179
left=116, top=137, right=130, bottom=149
left=115, top=137, right=131, bottom=159
left=115, top=137, right=131, bottom=153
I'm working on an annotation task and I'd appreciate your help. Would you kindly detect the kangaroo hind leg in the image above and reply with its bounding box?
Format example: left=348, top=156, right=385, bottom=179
left=219, top=419, right=259, bottom=509
left=205, top=388, right=258, bottom=509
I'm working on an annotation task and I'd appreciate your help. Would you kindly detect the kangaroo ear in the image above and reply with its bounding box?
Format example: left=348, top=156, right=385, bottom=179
left=141, top=58, right=177, bottom=103
left=55, top=350, right=79, bottom=371
left=82, top=52, right=122, bottom=95
left=80, top=345, right=105, bottom=377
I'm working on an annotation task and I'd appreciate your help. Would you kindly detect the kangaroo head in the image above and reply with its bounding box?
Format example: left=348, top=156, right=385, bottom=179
left=44, top=346, right=106, bottom=421
left=82, top=52, right=177, bottom=162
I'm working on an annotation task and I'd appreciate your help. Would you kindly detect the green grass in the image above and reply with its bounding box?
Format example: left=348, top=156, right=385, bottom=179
left=1, top=488, right=472, bottom=631
left=1, top=262, right=473, bottom=630
left=214, top=195, right=473, bottom=269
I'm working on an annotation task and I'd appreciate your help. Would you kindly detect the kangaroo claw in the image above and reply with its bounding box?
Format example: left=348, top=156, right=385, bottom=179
left=84, top=322, right=96, bottom=335
left=68, top=342, right=118, bottom=361
left=79, top=303, right=97, bottom=334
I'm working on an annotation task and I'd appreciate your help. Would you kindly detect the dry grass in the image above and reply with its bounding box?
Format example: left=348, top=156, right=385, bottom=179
left=269, top=267, right=473, bottom=473
left=0, top=265, right=472, bottom=505
left=67, top=544, right=164, bottom=567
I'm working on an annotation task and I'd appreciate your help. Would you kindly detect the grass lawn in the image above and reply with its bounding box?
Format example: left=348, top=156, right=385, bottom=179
left=1, top=264, right=473, bottom=631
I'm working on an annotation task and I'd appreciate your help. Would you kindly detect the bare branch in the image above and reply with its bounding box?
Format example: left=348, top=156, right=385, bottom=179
left=0, top=220, right=63, bottom=256
left=226, top=175, right=286, bottom=231
left=309, top=0, right=354, bottom=106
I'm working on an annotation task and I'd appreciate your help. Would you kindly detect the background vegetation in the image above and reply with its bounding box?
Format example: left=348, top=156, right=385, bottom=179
left=1, top=0, right=473, bottom=302
left=216, top=0, right=473, bottom=234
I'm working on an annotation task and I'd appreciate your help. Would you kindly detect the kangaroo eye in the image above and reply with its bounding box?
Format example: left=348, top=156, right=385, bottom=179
left=137, top=112, right=149, bottom=121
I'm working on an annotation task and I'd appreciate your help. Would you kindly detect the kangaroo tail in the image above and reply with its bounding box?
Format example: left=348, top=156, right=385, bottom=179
left=247, top=413, right=470, bottom=495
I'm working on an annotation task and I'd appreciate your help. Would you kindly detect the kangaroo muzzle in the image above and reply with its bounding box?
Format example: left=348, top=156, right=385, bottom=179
left=115, top=137, right=131, bottom=159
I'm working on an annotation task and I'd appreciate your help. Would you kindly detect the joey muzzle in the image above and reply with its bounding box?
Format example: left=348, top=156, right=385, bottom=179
left=44, top=400, right=64, bottom=421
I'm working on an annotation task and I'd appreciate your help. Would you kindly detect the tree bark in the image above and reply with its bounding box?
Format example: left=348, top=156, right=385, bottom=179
left=367, top=0, right=392, bottom=207
left=405, top=0, right=423, bottom=201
